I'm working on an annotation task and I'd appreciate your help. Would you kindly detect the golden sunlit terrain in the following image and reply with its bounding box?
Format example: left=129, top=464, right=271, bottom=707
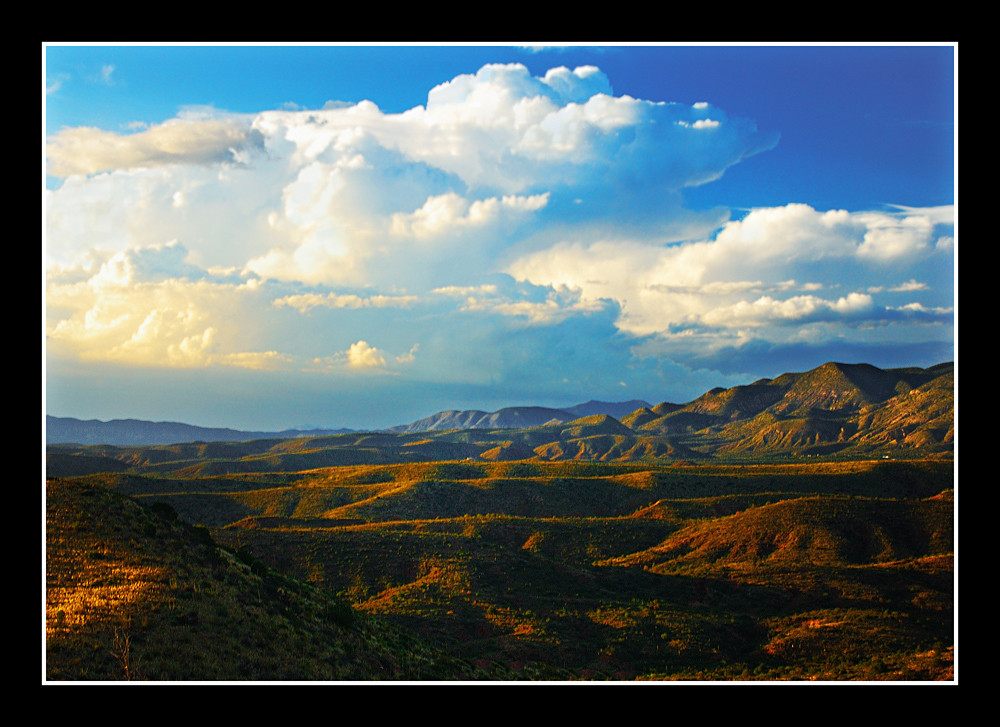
left=46, top=458, right=954, bottom=681
left=45, top=361, right=955, bottom=682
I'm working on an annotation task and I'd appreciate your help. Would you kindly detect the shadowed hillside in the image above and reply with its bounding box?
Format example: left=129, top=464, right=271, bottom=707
left=45, top=477, right=507, bottom=681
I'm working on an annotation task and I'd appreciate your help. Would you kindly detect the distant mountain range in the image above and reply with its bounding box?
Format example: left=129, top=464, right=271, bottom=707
left=45, top=361, right=953, bottom=465
left=44, top=417, right=354, bottom=447
left=386, top=399, right=651, bottom=433
left=45, top=400, right=650, bottom=447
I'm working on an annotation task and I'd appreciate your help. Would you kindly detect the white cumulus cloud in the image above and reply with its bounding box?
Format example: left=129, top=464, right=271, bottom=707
left=44, top=60, right=952, bottom=398
left=47, top=62, right=779, bottom=296
left=346, top=340, right=386, bottom=368
left=46, top=117, right=265, bottom=177
left=508, top=202, right=954, bottom=351
left=389, top=192, right=549, bottom=239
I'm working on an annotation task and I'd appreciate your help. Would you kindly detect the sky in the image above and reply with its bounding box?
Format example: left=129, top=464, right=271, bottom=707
left=43, top=43, right=957, bottom=431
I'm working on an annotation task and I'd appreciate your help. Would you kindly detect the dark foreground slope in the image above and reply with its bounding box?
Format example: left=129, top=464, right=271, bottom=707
left=55, top=458, right=955, bottom=681
left=45, top=477, right=504, bottom=681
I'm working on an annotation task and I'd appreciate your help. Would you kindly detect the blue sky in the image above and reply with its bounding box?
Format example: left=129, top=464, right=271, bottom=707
left=44, top=43, right=956, bottom=430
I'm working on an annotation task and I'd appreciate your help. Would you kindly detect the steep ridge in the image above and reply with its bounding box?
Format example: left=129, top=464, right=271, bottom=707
left=630, top=361, right=953, bottom=456
left=770, top=362, right=947, bottom=415
left=637, top=411, right=720, bottom=436
left=849, top=370, right=955, bottom=448
left=620, top=407, right=659, bottom=429
left=557, top=414, right=635, bottom=438
left=684, top=383, right=787, bottom=419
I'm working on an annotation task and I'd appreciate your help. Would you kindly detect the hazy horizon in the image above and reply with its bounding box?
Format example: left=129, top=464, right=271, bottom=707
left=44, top=43, right=956, bottom=432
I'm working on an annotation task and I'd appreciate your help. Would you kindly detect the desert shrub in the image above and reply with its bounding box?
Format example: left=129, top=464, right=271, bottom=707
left=235, top=546, right=268, bottom=576
left=352, top=470, right=395, bottom=485
left=149, top=502, right=178, bottom=521
left=501, top=462, right=542, bottom=478
left=190, top=524, right=215, bottom=547
left=321, top=598, right=356, bottom=629
left=428, top=463, right=486, bottom=480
